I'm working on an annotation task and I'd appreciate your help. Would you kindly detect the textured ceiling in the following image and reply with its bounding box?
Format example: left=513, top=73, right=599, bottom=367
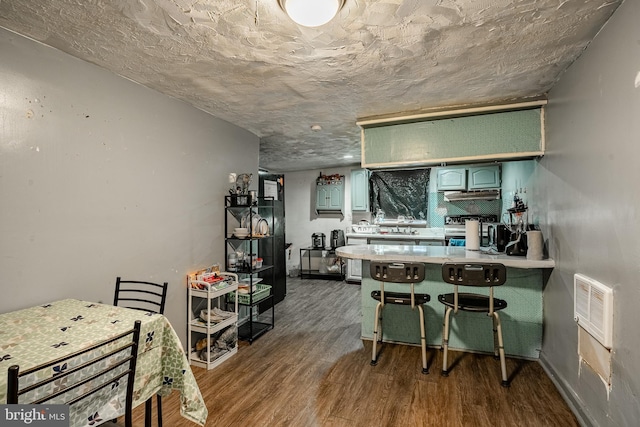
left=0, top=0, right=621, bottom=172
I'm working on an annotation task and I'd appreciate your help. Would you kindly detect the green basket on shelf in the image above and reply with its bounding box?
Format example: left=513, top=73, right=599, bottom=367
left=229, top=284, right=271, bottom=305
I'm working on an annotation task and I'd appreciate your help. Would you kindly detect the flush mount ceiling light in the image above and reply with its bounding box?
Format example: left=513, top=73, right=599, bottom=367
left=278, top=0, right=345, bottom=28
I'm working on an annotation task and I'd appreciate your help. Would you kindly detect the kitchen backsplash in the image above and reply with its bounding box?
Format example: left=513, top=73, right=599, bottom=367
left=428, top=191, right=502, bottom=227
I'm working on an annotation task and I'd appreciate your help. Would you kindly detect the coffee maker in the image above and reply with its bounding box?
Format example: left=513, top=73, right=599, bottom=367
left=312, top=233, right=325, bottom=249
left=330, top=230, right=345, bottom=249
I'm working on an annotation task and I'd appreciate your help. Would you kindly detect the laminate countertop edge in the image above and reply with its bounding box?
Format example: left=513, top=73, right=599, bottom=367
left=336, top=244, right=555, bottom=269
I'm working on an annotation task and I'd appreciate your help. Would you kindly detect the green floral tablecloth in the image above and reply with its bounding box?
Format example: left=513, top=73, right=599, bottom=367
left=0, top=299, right=207, bottom=426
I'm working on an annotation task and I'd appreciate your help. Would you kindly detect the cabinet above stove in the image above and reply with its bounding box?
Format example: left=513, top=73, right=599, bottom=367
left=437, top=164, right=501, bottom=201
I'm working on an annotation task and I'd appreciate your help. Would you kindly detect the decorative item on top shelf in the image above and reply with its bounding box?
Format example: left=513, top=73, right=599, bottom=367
left=227, top=172, right=253, bottom=206
left=316, top=173, right=344, bottom=185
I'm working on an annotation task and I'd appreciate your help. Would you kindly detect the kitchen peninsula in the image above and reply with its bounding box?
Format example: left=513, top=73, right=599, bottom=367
left=336, top=245, right=555, bottom=359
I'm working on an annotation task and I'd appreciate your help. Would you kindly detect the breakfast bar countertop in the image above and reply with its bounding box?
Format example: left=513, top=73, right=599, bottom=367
left=336, top=244, right=555, bottom=269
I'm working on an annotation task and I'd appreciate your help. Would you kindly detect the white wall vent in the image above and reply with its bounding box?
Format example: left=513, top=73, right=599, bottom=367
left=574, top=273, right=613, bottom=349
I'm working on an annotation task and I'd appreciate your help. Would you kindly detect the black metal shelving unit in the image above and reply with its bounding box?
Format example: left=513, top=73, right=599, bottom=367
left=299, top=247, right=345, bottom=280
left=224, top=195, right=275, bottom=343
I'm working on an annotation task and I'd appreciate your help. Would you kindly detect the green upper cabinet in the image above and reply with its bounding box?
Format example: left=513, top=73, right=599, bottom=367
left=437, top=164, right=501, bottom=191
left=358, top=104, right=545, bottom=169
left=468, top=165, right=501, bottom=189
left=436, top=167, right=467, bottom=191
left=316, top=175, right=344, bottom=214
left=351, top=169, right=370, bottom=212
left=316, top=185, right=330, bottom=210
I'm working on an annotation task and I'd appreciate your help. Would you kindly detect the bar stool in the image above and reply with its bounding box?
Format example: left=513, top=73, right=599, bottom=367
left=370, top=261, right=430, bottom=374
left=439, top=262, right=509, bottom=387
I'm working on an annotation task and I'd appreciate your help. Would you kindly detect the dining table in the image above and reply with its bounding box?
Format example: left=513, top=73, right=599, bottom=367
left=0, top=298, right=208, bottom=427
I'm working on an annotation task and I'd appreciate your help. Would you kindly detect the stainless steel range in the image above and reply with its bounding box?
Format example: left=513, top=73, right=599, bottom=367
left=444, top=214, right=499, bottom=246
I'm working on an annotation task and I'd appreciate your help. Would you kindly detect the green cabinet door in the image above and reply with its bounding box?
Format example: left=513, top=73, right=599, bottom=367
left=436, top=167, right=467, bottom=190
left=316, top=185, right=329, bottom=210
left=351, top=169, right=370, bottom=212
left=328, top=184, right=343, bottom=210
left=468, top=165, right=501, bottom=189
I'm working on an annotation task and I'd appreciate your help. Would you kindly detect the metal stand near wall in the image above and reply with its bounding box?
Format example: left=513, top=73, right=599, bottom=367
left=224, top=195, right=275, bottom=343
left=299, top=247, right=344, bottom=280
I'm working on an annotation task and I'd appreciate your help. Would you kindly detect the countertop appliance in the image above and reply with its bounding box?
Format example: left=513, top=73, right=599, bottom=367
left=505, top=231, right=528, bottom=256
left=330, top=229, right=345, bottom=249
left=495, top=224, right=511, bottom=252
left=312, top=233, right=326, bottom=249
left=444, top=214, right=499, bottom=246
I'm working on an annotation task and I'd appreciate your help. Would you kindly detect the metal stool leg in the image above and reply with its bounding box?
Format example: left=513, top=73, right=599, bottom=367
left=371, top=301, right=383, bottom=366
left=417, top=305, right=428, bottom=374
left=492, top=313, right=500, bottom=359
left=441, top=306, right=453, bottom=376
left=492, top=312, right=509, bottom=387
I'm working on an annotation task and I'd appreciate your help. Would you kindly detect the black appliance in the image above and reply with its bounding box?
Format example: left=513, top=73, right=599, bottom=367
left=505, top=231, right=528, bottom=256
left=495, top=224, right=511, bottom=252
left=258, top=174, right=286, bottom=305
left=312, top=233, right=326, bottom=249
left=330, top=230, right=345, bottom=249
left=444, top=214, right=499, bottom=246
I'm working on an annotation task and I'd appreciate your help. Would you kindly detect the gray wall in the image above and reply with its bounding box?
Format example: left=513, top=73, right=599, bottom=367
left=538, top=0, right=640, bottom=425
left=0, top=28, right=259, bottom=345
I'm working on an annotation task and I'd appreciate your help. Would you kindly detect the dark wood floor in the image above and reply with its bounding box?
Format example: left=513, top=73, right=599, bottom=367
left=130, top=277, right=578, bottom=426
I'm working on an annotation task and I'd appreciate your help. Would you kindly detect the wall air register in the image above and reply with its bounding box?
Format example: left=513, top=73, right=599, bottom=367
left=573, top=273, right=613, bottom=349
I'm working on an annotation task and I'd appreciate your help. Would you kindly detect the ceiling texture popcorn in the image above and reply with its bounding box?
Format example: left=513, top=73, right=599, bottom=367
left=0, top=0, right=622, bottom=171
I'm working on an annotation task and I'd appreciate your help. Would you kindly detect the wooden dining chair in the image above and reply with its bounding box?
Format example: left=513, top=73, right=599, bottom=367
left=113, top=277, right=168, bottom=427
left=7, top=320, right=142, bottom=427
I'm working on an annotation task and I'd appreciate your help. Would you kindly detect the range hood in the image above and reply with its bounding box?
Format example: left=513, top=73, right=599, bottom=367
left=444, top=189, right=501, bottom=201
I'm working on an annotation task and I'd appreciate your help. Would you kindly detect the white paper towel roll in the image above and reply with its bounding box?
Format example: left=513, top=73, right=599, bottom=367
left=526, top=230, right=544, bottom=260
left=465, top=220, right=480, bottom=250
